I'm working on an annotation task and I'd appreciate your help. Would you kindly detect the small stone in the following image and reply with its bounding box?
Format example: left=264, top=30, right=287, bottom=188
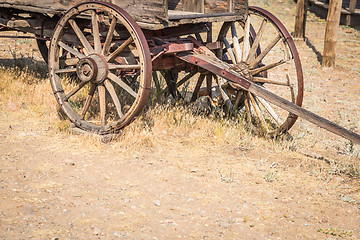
left=65, top=159, right=75, bottom=166
left=186, top=198, right=195, bottom=202
left=104, top=175, right=111, bottom=180
left=304, top=223, right=311, bottom=226
left=18, top=205, right=35, bottom=218
left=219, top=222, right=230, bottom=228
left=92, top=227, right=101, bottom=235
left=7, top=102, right=19, bottom=111
left=341, top=195, right=355, bottom=203
left=154, top=200, right=161, bottom=206
left=114, top=231, right=123, bottom=237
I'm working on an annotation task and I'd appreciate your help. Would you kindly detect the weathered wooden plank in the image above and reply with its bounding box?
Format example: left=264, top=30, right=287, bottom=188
left=169, top=0, right=247, bottom=14
left=183, top=0, right=204, bottom=13
left=0, top=0, right=247, bottom=30
left=0, top=0, right=167, bottom=25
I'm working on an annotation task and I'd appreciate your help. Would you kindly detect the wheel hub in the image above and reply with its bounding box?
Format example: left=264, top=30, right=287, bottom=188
left=234, top=62, right=253, bottom=80
left=76, top=54, right=108, bottom=83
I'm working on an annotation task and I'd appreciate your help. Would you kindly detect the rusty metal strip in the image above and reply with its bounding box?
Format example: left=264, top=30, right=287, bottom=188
left=176, top=50, right=251, bottom=90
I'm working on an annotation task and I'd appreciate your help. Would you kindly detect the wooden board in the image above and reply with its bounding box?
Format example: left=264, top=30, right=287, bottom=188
left=0, top=0, right=167, bottom=24
left=169, top=0, right=247, bottom=13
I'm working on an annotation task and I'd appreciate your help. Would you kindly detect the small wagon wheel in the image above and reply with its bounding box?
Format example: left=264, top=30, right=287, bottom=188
left=48, top=2, right=152, bottom=134
left=152, top=29, right=215, bottom=103
left=216, top=6, right=304, bottom=135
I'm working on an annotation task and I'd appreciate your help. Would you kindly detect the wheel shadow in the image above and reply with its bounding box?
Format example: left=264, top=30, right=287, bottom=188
left=0, top=57, right=48, bottom=80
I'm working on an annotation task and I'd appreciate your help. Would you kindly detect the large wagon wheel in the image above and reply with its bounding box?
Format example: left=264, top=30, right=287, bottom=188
left=48, top=2, right=152, bottom=134
left=216, top=6, right=304, bottom=135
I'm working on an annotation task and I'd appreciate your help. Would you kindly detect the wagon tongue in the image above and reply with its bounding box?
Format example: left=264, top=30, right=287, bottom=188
left=176, top=47, right=360, bottom=144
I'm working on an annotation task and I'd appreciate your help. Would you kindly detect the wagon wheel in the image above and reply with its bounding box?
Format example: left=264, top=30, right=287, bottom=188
left=216, top=6, right=304, bottom=135
left=48, top=2, right=152, bottom=134
left=152, top=69, right=209, bottom=103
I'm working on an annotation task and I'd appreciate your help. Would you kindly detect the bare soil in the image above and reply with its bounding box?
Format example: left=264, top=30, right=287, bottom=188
left=1, top=1, right=360, bottom=239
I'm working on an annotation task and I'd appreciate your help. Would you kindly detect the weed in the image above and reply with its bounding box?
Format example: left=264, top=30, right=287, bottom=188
left=317, top=227, right=353, bottom=238
left=264, top=169, right=278, bottom=182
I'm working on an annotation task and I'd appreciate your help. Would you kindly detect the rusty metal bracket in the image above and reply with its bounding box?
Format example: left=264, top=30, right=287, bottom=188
left=176, top=49, right=251, bottom=90
left=150, top=42, right=194, bottom=62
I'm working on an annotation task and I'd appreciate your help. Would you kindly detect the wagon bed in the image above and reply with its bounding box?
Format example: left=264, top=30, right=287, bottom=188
left=0, top=0, right=247, bottom=29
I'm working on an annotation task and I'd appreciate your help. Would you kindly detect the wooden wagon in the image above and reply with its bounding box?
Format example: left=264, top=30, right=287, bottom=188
left=0, top=0, right=359, bottom=143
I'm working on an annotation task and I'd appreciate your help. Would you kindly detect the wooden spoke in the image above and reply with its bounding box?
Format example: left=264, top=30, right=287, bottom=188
left=248, top=93, right=268, bottom=131
left=206, top=74, right=212, bottom=97
left=246, top=19, right=267, bottom=64
left=104, top=79, right=124, bottom=119
left=176, top=71, right=197, bottom=88
left=108, top=73, right=137, bottom=98
left=108, top=64, right=141, bottom=70
left=152, top=71, right=162, bottom=94
left=68, top=19, right=94, bottom=54
left=60, top=57, right=79, bottom=67
left=222, top=37, right=237, bottom=64
left=58, top=42, right=86, bottom=59
left=158, top=71, right=195, bottom=96
left=91, top=10, right=102, bottom=54
left=242, top=16, right=251, bottom=62
left=54, top=68, right=77, bottom=74
left=214, top=75, right=233, bottom=109
left=249, top=34, right=282, bottom=69
left=191, top=74, right=205, bottom=102
left=282, top=40, right=291, bottom=61
left=64, top=81, right=89, bottom=101
left=230, top=22, right=242, bottom=63
left=102, top=18, right=117, bottom=56
left=244, top=93, right=252, bottom=122
left=257, top=97, right=281, bottom=125
left=286, top=74, right=296, bottom=103
left=249, top=59, right=287, bottom=76
left=233, top=91, right=245, bottom=110
left=98, top=84, right=106, bottom=126
left=195, top=33, right=203, bottom=43
left=163, top=71, right=196, bottom=95
left=80, top=83, right=97, bottom=119
left=253, top=77, right=289, bottom=86
left=107, top=37, right=133, bottom=62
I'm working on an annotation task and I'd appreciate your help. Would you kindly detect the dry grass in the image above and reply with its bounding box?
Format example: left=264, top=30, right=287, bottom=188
left=0, top=0, right=359, bottom=182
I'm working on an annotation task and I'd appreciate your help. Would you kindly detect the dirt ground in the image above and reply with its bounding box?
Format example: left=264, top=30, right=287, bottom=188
left=1, top=0, right=360, bottom=239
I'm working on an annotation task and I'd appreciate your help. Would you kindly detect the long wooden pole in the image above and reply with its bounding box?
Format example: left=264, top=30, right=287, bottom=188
left=322, top=0, right=343, bottom=67
left=294, top=0, right=308, bottom=39
left=250, top=84, right=360, bottom=144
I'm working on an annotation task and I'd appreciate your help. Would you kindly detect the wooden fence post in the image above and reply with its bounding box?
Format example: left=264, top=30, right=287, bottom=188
left=322, top=0, right=343, bottom=67
left=294, top=0, right=308, bottom=39
left=346, top=0, right=357, bottom=26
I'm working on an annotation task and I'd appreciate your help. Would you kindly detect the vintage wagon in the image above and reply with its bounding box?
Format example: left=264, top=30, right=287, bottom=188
left=0, top=0, right=359, bottom=143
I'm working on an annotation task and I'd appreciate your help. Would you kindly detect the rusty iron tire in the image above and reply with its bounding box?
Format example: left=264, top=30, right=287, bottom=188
left=48, top=1, right=151, bottom=134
